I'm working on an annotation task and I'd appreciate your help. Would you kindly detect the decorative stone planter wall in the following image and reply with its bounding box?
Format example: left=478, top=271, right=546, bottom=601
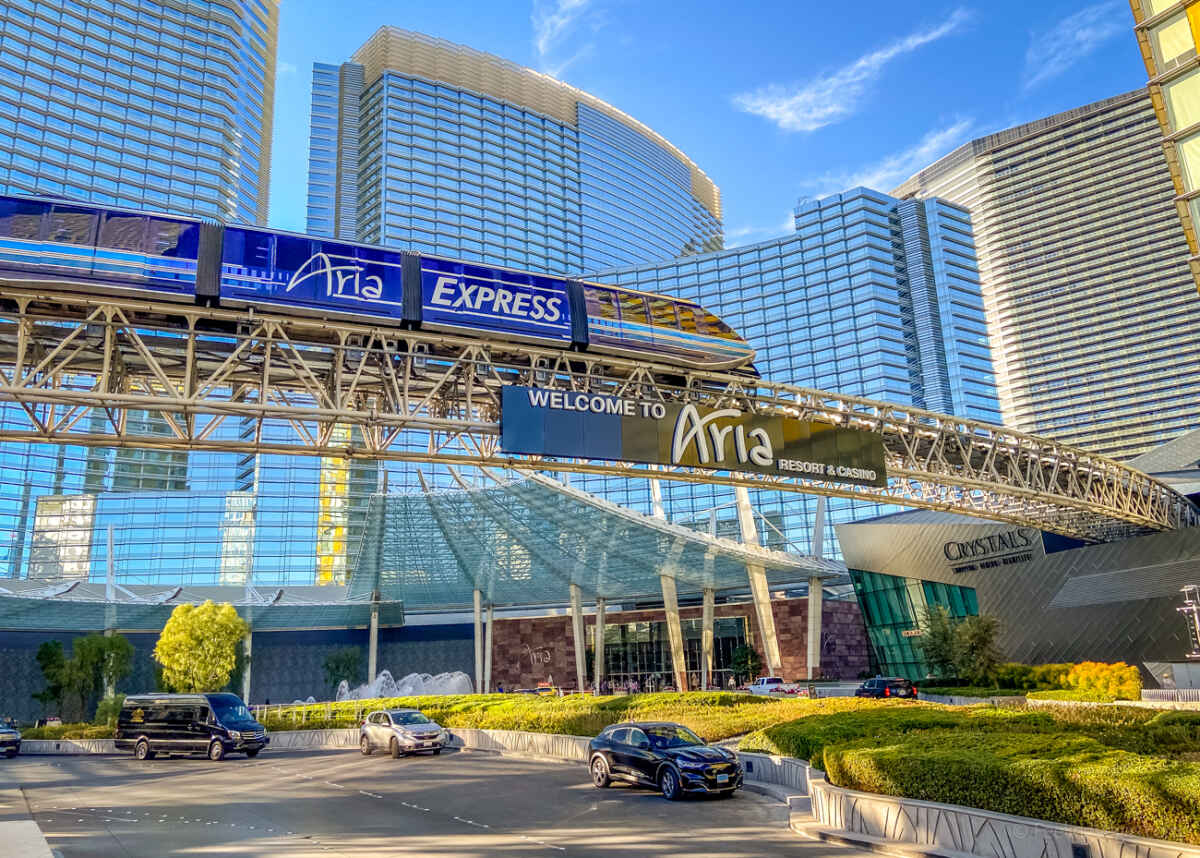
left=808, top=774, right=1200, bottom=858
left=733, top=751, right=816, bottom=795
left=919, top=692, right=1026, bottom=706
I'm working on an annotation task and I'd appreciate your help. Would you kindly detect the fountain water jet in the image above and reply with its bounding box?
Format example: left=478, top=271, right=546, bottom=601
left=334, top=669, right=473, bottom=701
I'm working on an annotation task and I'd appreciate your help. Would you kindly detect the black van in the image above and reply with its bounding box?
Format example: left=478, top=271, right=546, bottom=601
left=115, top=693, right=268, bottom=761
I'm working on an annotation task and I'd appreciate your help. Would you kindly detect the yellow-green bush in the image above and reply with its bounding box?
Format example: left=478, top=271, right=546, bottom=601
left=21, top=722, right=113, bottom=740
left=1063, top=661, right=1141, bottom=701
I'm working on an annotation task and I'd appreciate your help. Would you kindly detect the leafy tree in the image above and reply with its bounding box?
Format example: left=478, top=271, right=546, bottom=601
left=730, top=645, right=764, bottom=683
left=917, top=605, right=960, bottom=679
left=154, top=601, right=248, bottom=692
left=955, top=615, right=1002, bottom=685
left=98, top=634, right=135, bottom=696
left=94, top=693, right=125, bottom=727
left=32, top=639, right=66, bottom=713
left=58, top=637, right=100, bottom=720
left=322, top=647, right=363, bottom=692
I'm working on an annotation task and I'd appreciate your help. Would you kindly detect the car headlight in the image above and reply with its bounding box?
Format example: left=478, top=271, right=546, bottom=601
left=677, top=759, right=708, bottom=771
left=229, top=730, right=241, bottom=739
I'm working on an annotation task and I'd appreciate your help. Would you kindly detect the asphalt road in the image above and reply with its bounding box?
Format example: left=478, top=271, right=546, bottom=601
left=6, top=748, right=871, bottom=857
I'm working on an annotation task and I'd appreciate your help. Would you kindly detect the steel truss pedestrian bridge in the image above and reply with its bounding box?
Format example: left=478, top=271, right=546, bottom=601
left=0, top=282, right=1196, bottom=544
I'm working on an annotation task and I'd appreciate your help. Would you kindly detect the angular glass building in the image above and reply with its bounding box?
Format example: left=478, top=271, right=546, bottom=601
left=892, top=91, right=1200, bottom=460
left=0, top=0, right=278, bottom=224
left=306, top=28, right=723, bottom=275
left=586, top=187, right=1001, bottom=555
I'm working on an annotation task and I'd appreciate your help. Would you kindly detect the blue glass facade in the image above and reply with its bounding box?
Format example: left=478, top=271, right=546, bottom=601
left=305, top=28, right=722, bottom=276
left=0, top=0, right=278, bottom=224
left=584, top=188, right=1001, bottom=555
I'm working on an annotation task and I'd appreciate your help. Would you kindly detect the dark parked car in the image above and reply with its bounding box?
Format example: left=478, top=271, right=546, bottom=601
left=855, top=677, right=918, bottom=699
left=115, top=693, right=268, bottom=761
left=587, top=721, right=742, bottom=800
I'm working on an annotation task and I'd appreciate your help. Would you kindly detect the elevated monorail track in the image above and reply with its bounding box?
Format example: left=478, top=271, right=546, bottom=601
left=0, top=283, right=1195, bottom=543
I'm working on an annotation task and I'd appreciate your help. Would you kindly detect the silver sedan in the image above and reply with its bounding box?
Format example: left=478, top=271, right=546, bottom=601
left=359, top=709, right=448, bottom=758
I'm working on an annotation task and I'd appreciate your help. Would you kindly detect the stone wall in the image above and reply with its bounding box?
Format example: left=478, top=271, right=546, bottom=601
left=488, top=597, right=871, bottom=691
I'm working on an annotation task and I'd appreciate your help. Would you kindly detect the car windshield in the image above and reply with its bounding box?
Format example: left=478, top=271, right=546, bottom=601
left=390, top=711, right=431, bottom=725
left=643, top=725, right=703, bottom=749
left=210, top=698, right=254, bottom=726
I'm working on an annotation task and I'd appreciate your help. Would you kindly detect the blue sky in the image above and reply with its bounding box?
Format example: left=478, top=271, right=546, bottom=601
left=267, top=0, right=1146, bottom=246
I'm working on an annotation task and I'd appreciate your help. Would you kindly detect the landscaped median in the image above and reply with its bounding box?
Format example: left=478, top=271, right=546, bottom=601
left=737, top=701, right=1200, bottom=845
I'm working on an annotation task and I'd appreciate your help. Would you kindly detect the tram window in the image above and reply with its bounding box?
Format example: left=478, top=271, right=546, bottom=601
left=47, top=205, right=97, bottom=246
left=223, top=227, right=272, bottom=270
left=98, top=212, right=148, bottom=252
left=647, top=298, right=678, bottom=328
left=148, top=218, right=199, bottom=257
left=616, top=293, right=648, bottom=324
left=273, top=234, right=315, bottom=278
left=585, top=287, right=619, bottom=319
left=0, top=199, right=48, bottom=239
left=676, top=304, right=705, bottom=334
left=700, top=310, right=738, bottom=340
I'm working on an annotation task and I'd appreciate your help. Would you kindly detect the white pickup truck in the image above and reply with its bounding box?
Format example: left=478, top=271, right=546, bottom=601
left=746, top=677, right=806, bottom=696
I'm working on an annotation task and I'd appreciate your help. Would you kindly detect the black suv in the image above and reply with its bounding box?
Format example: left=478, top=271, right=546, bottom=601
left=115, top=693, right=268, bottom=761
left=588, top=721, right=742, bottom=800
left=854, top=677, right=918, bottom=699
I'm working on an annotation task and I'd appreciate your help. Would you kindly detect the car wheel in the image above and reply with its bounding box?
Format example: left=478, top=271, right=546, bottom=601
left=659, top=766, right=682, bottom=801
left=389, top=737, right=401, bottom=759
left=208, top=741, right=225, bottom=762
left=590, top=755, right=610, bottom=788
left=360, top=735, right=372, bottom=756
left=134, top=739, right=151, bottom=761
left=4, top=749, right=16, bottom=759
left=433, top=748, right=442, bottom=756
left=246, top=749, right=260, bottom=758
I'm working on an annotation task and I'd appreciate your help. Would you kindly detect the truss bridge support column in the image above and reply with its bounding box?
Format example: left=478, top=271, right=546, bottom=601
left=484, top=602, right=494, bottom=694
left=736, top=486, right=782, bottom=677
left=570, top=583, right=586, bottom=693
left=473, top=589, right=483, bottom=694
left=701, top=588, right=714, bottom=691
left=368, top=599, right=379, bottom=686
left=594, top=597, right=606, bottom=695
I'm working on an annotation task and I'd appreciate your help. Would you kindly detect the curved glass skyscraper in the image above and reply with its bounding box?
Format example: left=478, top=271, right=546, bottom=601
left=0, top=0, right=278, bottom=223
left=307, top=28, right=723, bottom=274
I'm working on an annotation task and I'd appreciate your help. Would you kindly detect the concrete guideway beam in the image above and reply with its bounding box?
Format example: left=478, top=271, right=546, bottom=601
left=808, top=497, right=826, bottom=680
left=484, top=602, right=494, bottom=694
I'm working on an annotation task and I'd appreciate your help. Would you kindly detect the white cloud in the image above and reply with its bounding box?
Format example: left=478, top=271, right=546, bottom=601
left=799, top=119, right=976, bottom=197
left=732, top=9, right=971, bottom=133
left=278, top=61, right=297, bottom=76
left=725, top=211, right=798, bottom=247
left=532, top=0, right=592, bottom=75
left=1022, top=2, right=1125, bottom=91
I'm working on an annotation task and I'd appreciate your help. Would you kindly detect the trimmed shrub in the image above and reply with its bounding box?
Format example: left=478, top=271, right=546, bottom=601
left=21, top=722, right=112, bottom=740
left=822, top=730, right=1200, bottom=845
left=1028, top=689, right=1116, bottom=703
left=1063, top=661, right=1141, bottom=701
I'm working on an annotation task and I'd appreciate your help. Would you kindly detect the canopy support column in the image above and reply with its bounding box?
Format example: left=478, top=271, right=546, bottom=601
left=368, top=598, right=379, bottom=685
left=808, top=498, right=826, bottom=680
left=736, top=486, right=782, bottom=676
left=660, top=574, right=687, bottom=692
left=473, top=589, right=483, bottom=694
left=483, top=602, right=494, bottom=694
left=593, top=597, right=606, bottom=695
left=570, top=583, right=586, bottom=693
left=241, top=629, right=252, bottom=703
left=701, top=588, right=714, bottom=690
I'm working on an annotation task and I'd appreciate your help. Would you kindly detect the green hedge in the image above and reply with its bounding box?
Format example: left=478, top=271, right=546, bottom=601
left=20, top=723, right=112, bottom=740
left=254, top=692, right=877, bottom=742
left=1027, top=689, right=1116, bottom=703
left=918, top=686, right=1026, bottom=698
left=823, top=730, right=1200, bottom=844
left=738, top=703, right=1200, bottom=844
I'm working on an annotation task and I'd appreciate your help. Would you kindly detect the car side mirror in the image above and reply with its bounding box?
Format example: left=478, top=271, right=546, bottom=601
left=636, top=740, right=650, bottom=750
